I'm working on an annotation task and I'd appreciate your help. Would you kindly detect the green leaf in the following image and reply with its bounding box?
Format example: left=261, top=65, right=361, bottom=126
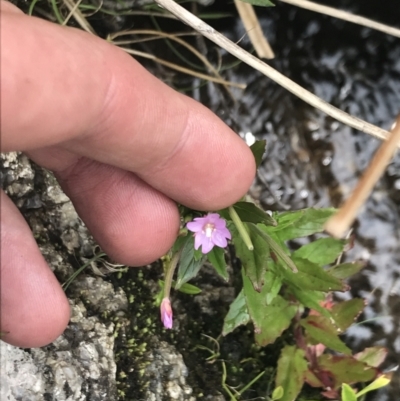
left=271, top=386, right=284, bottom=400
left=341, top=383, right=357, bottom=401
left=171, top=233, right=190, bottom=254
left=355, top=373, right=392, bottom=398
left=240, top=0, right=275, bottom=6
left=354, top=346, right=388, bottom=368
left=289, top=288, right=330, bottom=318
left=175, top=236, right=205, bottom=289
left=207, top=246, right=229, bottom=281
left=331, top=299, right=365, bottom=332
left=222, top=289, right=250, bottom=336
left=256, top=224, right=298, bottom=272
left=176, top=282, right=202, bottom=295
left=300, top=315, right=351, bottom=355
left=250, top=139, right=267, bottom=167
left=264, top=270, right=282, bottom=305
left=318, top=354, right=378, bottom=385
left=327, top=261, right=365, bottom=279
left=284, top=257, right=347, bottom=292
left=292, top=238, right=346, bottom=266
left=243, top=270, right=297, bottom=346
left=231, top=223, right=269, bottom=291
left=275, top=346, right=307, bottom=401
left=219, top=201, right=277, bottom=226
left=269, top=208, right=336, bottom=241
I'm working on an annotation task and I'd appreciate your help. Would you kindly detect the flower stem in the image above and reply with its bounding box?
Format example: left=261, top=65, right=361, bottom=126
left=163, top=248, right=183, bottom=299
left=228, top=206, right=254, bottom=251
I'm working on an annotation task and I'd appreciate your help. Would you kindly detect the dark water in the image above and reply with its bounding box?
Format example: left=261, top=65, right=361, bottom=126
left=192, top=1, right=400, bottom=399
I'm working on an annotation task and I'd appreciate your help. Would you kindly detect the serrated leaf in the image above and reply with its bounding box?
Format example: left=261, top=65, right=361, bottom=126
left=331, top=299, right=365, bottom=332
left=289, top=288, right=330, bottom=318
left=355, top=373, right=392, bottom=398
left=354, top=346, right=388, bottom=368
left=275, top=346, right=307, bottom=401
left=269, top=208, right=336, bottom=241
left=231, top=223, right=269, bottom=291
left=318, top=354, right=378, bottom=386
left=341, top=383, right=357, bottom=401
left=240, top=0, right=275, bottom=6
left=242, top=270, right=296, bottom=346
left=292, top=238, right=346, bottom=266
left=284, top=257, right=347, bottom=292
left=176, top=236, right=205, bottom=289
left=219, top=201, right=277, bottom=226
left=207, top=246, right=229, bottom=281
left=250, top=139, right=267, bottom=167
left=222, top=289, right=250, bottom=336
left=327, top=261, right=365, bottom=279
left=256, top=224, right=298, bottom=272
left=264, top=270, right=282, bottom=304
left=300, top=315, right=351, bottom=355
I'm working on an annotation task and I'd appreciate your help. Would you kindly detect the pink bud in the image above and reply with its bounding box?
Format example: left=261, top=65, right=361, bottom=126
left=160, top=298, right=173, bottom=329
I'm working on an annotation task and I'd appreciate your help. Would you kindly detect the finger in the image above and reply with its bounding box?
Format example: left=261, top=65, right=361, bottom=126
left=0, top=191, right=70, bottom=347
left=1, top=9, right=255, bottom=211
left=40, top=149, right=180, bottom=266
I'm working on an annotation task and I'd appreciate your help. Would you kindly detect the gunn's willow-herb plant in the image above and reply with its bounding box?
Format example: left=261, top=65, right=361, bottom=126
left=157, top=140, right=392, bottom=401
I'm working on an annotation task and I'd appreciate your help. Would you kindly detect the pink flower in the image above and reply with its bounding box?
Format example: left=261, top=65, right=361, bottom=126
left=186, top=213, right=231, bottom=254
left=160, top=297, right=173, bottom=329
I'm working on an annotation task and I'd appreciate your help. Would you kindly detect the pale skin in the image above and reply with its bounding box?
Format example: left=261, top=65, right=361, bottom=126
left=0, top=1, right=255, bottom=347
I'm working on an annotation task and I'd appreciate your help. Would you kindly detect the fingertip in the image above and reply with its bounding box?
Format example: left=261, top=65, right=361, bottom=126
left=1, top=192, right=71, bottom=348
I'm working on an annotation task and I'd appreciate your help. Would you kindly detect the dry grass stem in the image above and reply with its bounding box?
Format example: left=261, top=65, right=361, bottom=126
left=325, top=115, right=400, bottom=238
left=120, top=47, right=246, bottom=89
left=278, top=0, right=400, bottom=38
left=62, top=0, right=83, bottom=25
left=234, top=0, right=275, bottom=59
left=111, top=30, right=245, bottom=92
left=62, top=0, right=95, bottom=34
left=154, top=0, right=391, bottom=143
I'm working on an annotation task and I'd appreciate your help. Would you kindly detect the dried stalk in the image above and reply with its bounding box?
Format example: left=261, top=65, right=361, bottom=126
left=153, top=0, right=391, bottom=143
left=120, top=47, right=246, bottom=89
left=278, top=0, right=400, bottom=38
left=62, top=0, right=95, bottom=34
left=234, top=0, right=274, bottom=59
left=325, top=115, right=400, bottom=238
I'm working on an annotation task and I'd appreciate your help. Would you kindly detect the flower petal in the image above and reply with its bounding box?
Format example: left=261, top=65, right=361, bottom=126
left=194, top=232, right=204, bottom=250
left=201, top=238, right=214, bottom=254
left=187, top=220, right=204, bottom=232
left=160, top=298, right=173, bottom=329
left=212, top=231, right=228, bottom=248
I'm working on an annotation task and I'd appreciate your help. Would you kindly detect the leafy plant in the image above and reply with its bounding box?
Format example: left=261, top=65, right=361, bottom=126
left=157, top=140, right=391, bottom=400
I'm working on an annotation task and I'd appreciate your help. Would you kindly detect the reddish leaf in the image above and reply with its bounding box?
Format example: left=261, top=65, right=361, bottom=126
left=317, top=354, right=378, bottom=388
left=275, top=346, right=308, bottom=401
left=300, top=315, right=351, bottom=355
left=331, top=298, right=365, bottom=332
left=354, top=346, right=388, bottom=368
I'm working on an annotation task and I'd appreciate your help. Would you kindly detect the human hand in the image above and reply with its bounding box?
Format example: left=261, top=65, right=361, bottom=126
left=0, top=1, right=255, bottom=347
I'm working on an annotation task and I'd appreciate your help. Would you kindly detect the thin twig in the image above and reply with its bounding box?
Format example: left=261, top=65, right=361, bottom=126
left=234, top=0, right=274, bottom=59
left=278, top=0, right=400, bottom=38
left=325, top=115, right=400, bottom=238
left=120, top=47, right=246, bottom=89
left=153, top=0, right=391, bottom=143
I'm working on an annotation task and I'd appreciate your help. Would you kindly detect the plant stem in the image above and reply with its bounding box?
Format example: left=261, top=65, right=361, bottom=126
left=229, top=206, right=254, bottom=251
left=163, top=248, right=183, bottom=298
